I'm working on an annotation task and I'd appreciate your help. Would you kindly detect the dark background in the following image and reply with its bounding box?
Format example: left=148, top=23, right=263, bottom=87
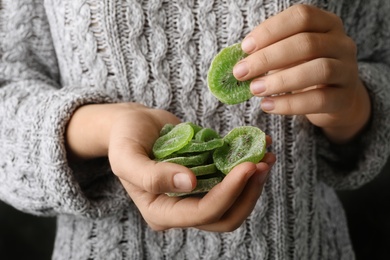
left=1, top=158, right=390, bottom=260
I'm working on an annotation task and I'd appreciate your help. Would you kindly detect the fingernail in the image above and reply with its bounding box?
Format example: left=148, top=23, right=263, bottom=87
left=251, top=80, right=266, bottom=95
left=173, top=173, right=193, bottom=191
left=261, top=98, right=275, bottom=111
left=242, top=36, right=256, bottom=53
left=233, top=61, right=249, bottom=79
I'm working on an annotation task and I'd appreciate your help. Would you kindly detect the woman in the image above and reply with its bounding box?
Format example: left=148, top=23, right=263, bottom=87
left=1, top=0, right=389, bottom=259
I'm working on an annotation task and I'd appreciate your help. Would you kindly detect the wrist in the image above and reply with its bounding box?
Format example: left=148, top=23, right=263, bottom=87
left=65, top=103, right=114, bottom=160
left=65, top=103, right=181, bottom=160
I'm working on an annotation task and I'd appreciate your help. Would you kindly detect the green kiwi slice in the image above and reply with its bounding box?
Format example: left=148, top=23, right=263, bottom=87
left=213, top=126, right=266, bottom=174
left=159, top=123, right=174, bottom=136
left=154, top=123, right=268, bottom=197
left=194, top=127, right=221, bottom=142
left=152, top=123, right=194, bottom=159
left=189, top=163, right=218, bottom=177
left=159, top=152, right=210, bottom=166
left=207, top=43, right=253, bottom=105
left=187, top=122, right=203, bottom=135
left=176, top=138, right=224, bottom=154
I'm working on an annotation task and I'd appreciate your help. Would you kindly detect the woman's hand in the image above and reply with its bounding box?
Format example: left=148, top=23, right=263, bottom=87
left=66, top=103, right=275, bottom=231
left=234, top=4, right=371, bottom=143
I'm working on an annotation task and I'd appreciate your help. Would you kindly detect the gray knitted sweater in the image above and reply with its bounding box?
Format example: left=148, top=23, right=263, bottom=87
left=1, top=0, right=390, bottom=259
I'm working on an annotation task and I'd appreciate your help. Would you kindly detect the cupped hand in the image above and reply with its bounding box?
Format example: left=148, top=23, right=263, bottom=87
left=234, top=4, right=371, bottom=143
left=66, top=103, right=275, bottom=232
left=108, top=105, right=275, bottom=231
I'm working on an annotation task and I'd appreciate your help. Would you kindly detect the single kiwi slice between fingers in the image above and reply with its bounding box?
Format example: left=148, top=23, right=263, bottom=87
left=189, top=163, right=218, bottom=177
left=207, top=43, right=253, bottom=105
left=213, top=126, right=266, bottom=174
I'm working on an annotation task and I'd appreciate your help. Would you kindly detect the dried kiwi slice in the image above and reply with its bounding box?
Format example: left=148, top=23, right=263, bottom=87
left=189, top=163, right=218, bottom=177
left=154, top=123, right=268, bottom=197
left=159, top=152, right=210, bottom=167
left=213, top=126, right=266, bottom=174
left=187, top=122, right=203, bottom=135
left=159, top=123, right=174, bottom=136
left=176, top=138, right=224, bottom=154
left=152, top=123, right=194, bottom=159
left=194, top=127, right=221, bottom=142
left=207, top=43, right=252, bottom=105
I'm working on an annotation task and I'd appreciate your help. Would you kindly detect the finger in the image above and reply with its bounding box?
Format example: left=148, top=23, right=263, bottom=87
left=260, top=87, right=346, bottom=115
left=138, top=162, right=258, bottom=229
left=241, top=4, right=343, bottom=54
left=234, top=32, right=355, bottom=81
left=110, top=144, right=197, bottom=194
left=265, top=135, right=272, bottom=147
left=250, top=58, right=351, bottom=97
left=261, top=152, right=276, bottom=166
left=197, top=162, right=271, bottom=232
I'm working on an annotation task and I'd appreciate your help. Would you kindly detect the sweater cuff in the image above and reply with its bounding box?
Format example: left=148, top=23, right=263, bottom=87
left=316, top=62, right=390, bottom=190
left=40, top=87, right=132, bottom=218
left=1, top=82, right=129, bottom=218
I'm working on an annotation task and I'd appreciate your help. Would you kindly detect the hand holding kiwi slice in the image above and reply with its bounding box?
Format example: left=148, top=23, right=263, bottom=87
left=207, top=43, right=253, bottom=105
left=152, top=123, right=266, bottom=196
left=213, top=126, right=266, bottom=174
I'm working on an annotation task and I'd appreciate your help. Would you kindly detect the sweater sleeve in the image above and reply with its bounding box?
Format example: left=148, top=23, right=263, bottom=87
left=0, top=1, right=129, bottom=218
left=316, top=0, right=390, bottom=189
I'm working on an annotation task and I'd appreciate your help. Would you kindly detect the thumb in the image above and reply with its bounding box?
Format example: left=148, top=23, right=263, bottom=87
left=110, top=145, right=197, bottom=194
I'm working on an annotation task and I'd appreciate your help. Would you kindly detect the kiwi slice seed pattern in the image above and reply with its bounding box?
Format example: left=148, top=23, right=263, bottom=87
left=152, top=123, right=194, bottom=159
left=207, top=43, right=253, bottom=105
left=152, top=123, right=267, bottom=196
left=213, top=126, right=266, bottom=174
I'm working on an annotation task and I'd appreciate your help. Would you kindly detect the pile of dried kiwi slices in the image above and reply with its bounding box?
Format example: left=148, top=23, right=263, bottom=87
left=152, top=42, right=268, bottom=196
left=152, top=122, right=266, bottom=196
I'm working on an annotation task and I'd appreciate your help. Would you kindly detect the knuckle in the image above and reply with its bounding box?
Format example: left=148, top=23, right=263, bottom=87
left=142, top=172, right=162, bottom=194
left=292, top=4, right=313, bottom=28
left=256, top=50, right=272, bottom=69
left=272, top=73, right=289, bottom=94
left=313, top=89, right=328, bottom=111
left=330, top=12, right=344, bottom=29
left=261, top=24, right=274, bottom=42
left=285, top=96, right=294, bottom=114
left=345, top=36, right=357, bottom=56
left=317, top=59, right=334, bottom=81
left=298, top=33, right=320, bottom=56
